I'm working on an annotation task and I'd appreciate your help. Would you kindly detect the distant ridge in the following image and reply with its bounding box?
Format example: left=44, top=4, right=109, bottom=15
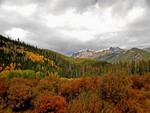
left=71, top=47, right=150, bottom=63
left=144, top=47, right=150, bottom=52
left=71, top=47, right=124, bottom=59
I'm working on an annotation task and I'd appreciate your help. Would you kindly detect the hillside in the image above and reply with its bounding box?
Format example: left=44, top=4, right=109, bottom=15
left=0, top=35, right=61, bottom=78
left=0, top=35, right=110, bottom=78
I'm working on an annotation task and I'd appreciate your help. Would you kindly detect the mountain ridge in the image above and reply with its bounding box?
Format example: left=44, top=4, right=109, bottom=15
left=72, top=47, right=124, bottom=57
left=71, top=47, right=124, bottom=59
left=71, top=47, right=150, bottom=63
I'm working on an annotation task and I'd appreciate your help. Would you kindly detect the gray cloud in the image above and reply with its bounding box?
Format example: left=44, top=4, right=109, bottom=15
left=0, top=0, right=150, bottom=55
left=0, top=0, right=97, bottom=14
left=53, top=0, right=96, bottom=13
left=98, top=0, right=147, bottom=17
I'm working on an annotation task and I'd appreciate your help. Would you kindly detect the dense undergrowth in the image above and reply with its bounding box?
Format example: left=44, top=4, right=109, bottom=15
left=0, top=71, right=150, bottom=113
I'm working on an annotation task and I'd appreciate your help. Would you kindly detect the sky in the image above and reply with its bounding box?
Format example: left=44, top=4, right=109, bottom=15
left=0, top=0, right=150, bottom=55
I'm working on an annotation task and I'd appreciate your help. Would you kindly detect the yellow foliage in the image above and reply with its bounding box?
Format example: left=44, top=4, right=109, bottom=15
left=0, top=71, right=9, bottom=77
left=10, top=63, right=16, bottom=70
left=26, top=51, right=44, bottom=62
left=16, top=49, right=24, bottom=54
left=1, top=47, right=60, bottom=70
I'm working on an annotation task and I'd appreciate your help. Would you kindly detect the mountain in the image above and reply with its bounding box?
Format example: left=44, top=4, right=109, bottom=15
left=95, top=47, right=124, bottom=58
left=143, top=47, right=150, bottom=52
left=71, top=47, right=150, bottom=63
left=71, top=49, right=96, bottom=59
left=0, top=35, right=110, bottom=78
left=71, top=47, right=124, bottom=59
left=98, top=48, right=150, bottom=63
left=108, top=47, right=124, bottom=53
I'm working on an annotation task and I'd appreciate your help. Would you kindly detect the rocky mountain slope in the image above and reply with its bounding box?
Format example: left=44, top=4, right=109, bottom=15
left=144, top=47, right=150, bottom=52
left=98, top=48, right=150, bottom=63
left=96, top=47, right=124, bottom=58
left=71, top=49, right=96, bottom=59
left=71, top=47, right=124, bottom=59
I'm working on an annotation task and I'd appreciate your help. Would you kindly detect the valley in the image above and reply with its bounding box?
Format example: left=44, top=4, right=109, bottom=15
left=0, top=35, right=150, bottom=113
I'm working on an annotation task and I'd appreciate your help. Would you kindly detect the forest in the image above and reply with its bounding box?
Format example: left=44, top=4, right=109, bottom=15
left=0, top=35, right=150, bottom=113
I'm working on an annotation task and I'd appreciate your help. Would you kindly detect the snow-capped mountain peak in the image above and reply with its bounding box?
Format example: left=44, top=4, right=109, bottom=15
left=71, top=47, right=124, bottom=59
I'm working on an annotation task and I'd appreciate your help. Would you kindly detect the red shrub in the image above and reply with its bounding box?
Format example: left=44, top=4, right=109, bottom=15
left=34, top=94, right=67, bottom=113
left=59, top=77, right=101, bottom=102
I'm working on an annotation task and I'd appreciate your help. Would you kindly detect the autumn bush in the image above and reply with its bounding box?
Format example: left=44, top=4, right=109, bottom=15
left=130, top=73, right=150, bottom=91
left=36, top=74, right=60, bottom=95
left=0, top=77, right=9, bottom=110
left=34, top=93, right=67, bottom=113
left=143, top=73, right=150, bottom=91
left=78, top=77, right=101, bottom=92
left=59, top=77, right=101, bottom=102
left=68, top=92, right=101, bottom=113
left=130, top=75, right=145, bottom=90
left=114, top=99, right=145, bottom=113
left=99, top=71, right=131, bottom=104
left=59, top=79, right=79, bottom=102
left=128, top=88, right=150, bottom=113
left=0, top=77, right=9, bottom=97
left=7, top=78, right=33, bottom=111
left=0, top=70, right=149, bottom=113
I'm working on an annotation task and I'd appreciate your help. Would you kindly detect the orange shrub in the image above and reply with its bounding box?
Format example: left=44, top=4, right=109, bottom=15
left=36, top=74, right=60, bottom=95
left=7, top=78, right=33, bottom=111
left=130, top=74, right=150, bottom=91
left=0, top=77, right=9, bottom=110
left=99, top=72, right=131, bottom=104
left=34, top=94, right=67, bottom=113
left=59, top=79, right=79, bottom=102
left=68, top=92, right=101, bottom=113
left=130, top=75, right=144, bottom=90
left=0, top=78, right=9, bottom=97
left=59, top=77, right=101, bottom=102
left=115, top=99, right=144, bottom=113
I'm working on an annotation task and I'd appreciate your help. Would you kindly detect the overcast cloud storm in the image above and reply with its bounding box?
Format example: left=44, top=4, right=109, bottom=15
left=0, top=0, right=150, bottom=55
